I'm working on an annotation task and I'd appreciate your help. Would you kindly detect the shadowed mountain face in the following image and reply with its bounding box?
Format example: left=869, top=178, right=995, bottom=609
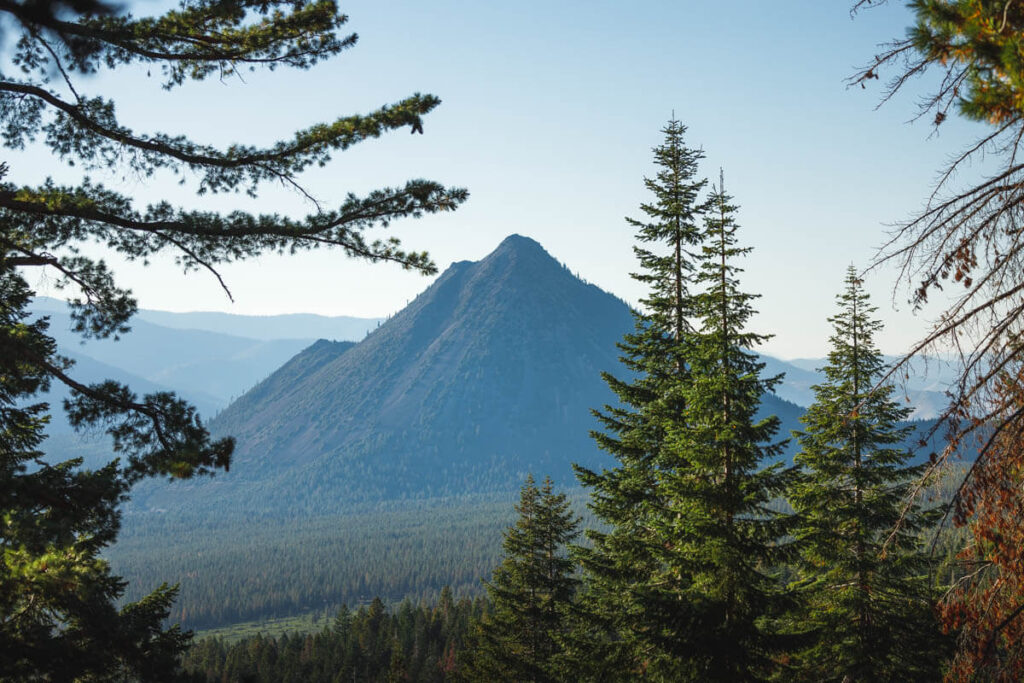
left=136, top=235, right=803, bottom=512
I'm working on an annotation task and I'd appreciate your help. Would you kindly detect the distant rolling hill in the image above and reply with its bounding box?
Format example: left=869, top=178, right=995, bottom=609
left=783, top=354, right=954, bottom=420
left=133, top=308, right=381, bottom=342
left=31, top=303, right=328, bottom=411
left=134, top=235, right=807, bottom=514
left=30, top=300, right=371, bottom=468
left=32, top=296, right=382, bottom=342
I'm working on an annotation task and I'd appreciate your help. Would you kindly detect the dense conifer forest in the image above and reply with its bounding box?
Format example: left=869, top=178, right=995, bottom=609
left=182, top=592, right=481, bottom=683
left=176, top=475, right=967, bottom=683
left=112, top=499, right=526, bottom=630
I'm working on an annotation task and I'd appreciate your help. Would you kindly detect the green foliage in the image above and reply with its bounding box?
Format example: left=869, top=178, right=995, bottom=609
left=183, top=591, right=482, bottom=683
left=196, top=610, right=342, bottom=645
left=855, top=4, right=1024, bottom=672
left=572, top=119, right=709, bottom=678
left=0, top=0, right=464, bottom=676
left=905, top=0, right=1024, bottom=127
left=783, top=268, right=949, bottom=681
left=574, top=124, right=793, bottom=680
left=0, top=263, right=191, bottom=679
left=641, top=176, right=794, bottom=680
left=628, top=118, right=708, bottom=340
left=463, top=475, right=580, bottom=682
left=109, top=496, right=542, bottom=631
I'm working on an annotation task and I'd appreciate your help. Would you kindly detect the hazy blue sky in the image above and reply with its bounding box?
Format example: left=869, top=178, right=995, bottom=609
left=15, top=1, right=990, bottom=358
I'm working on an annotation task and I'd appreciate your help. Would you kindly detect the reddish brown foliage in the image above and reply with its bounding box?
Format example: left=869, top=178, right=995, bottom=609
left=942, top=369, right=1024, bottom=682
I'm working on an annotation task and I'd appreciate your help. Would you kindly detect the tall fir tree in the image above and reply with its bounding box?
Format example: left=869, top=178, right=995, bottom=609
left=785, top=267, right=947, bottom=681
left=463, top=475, right=580, bottom=683
left=572, top=118, right=707, bottom=678
left=643, top=174, right=793, bottom=680
left=629, top=117, right=709, bottom=343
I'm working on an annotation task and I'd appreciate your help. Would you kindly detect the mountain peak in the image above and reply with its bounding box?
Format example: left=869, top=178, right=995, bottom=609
left=204, top=233, right=638, bottom=506
left=492, top=233, right=550, bottom=257
left=475, top=234, right=564, bottom=287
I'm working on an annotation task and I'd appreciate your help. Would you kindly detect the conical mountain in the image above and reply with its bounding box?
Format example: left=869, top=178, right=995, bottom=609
left=142, top=235, right=805, bottom=512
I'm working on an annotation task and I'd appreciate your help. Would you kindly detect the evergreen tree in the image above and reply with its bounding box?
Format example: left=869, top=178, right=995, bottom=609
left=785, top=267, right=947, bottom=681
left=464, top=475, right=580, bottom=682
left=0, top=263, right=191, bottom=678
left=0, top=1, right=465, bottom=677
left=643, top=174, right=793, bottom=680
left=629, top=118, right=709, bottom=343
left=572, top=118, right=707, bottom=678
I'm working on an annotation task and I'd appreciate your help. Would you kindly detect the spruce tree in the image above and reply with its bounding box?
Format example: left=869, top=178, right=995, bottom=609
left=785, top=267, right=947, bottom=681
left=465, top=475, right=580, bottom=683
left=642, top=174, right=793, bottom=680
left=572, top=118, right=707, bottom=678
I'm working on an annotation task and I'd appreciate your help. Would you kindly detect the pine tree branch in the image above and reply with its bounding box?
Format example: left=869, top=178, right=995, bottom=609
left=0, top=80, right=435, bottom=174
left=0, top=184, right=461, bottom=272
left=32, top=351, right=176, bottom=454
left=0, top=0, right=353, bottom=68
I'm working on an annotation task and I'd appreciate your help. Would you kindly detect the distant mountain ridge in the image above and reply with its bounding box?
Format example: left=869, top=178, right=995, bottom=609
left=32, top=297, right=382, bottom=341
left=31, top=242, right=947, bottom=504
left=133, top=235, right=806, bottom=513
left=79, top=237, right=946, bottom=635
left=780, top=354, right=954, bottom=419
left=29, top=299, right=378, bottom=413
left=134, top=309, right=381, bottom=341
